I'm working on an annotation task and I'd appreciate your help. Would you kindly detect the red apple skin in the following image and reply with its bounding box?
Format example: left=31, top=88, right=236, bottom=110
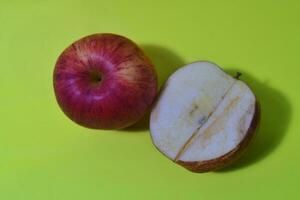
left=53, top=33, right=157, bottom=129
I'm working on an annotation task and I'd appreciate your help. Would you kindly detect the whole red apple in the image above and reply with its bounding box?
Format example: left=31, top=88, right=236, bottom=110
left=53, top=33, right=157, bottom=129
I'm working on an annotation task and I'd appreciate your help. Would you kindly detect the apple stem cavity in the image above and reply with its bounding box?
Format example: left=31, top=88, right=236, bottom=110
left=89, top=70, right=102, bottom=84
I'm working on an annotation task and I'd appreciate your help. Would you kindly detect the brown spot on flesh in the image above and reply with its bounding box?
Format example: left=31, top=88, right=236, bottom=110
left=200, top=96, right=240, bottom=146
left=189, top=104, right=199, bottom=116
left=198, top=116, right=206, bottom=126
left=237, top=103, right=254, bottom=141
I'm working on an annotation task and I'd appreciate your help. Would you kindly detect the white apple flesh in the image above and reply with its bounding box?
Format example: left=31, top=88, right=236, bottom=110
left=150, top=61, right=260, bottom=172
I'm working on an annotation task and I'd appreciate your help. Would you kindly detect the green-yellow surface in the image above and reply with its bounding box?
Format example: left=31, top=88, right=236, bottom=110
left=1, top=0, right=299, bottom=199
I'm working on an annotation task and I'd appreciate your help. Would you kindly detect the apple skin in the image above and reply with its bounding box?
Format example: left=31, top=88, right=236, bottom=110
left=176, top=102, right=260, bottom=172
left=53, top=33, right=157, bottom=129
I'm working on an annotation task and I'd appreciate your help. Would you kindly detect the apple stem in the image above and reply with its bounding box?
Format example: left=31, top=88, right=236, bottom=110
left=235, top=72, right=242, bottom=79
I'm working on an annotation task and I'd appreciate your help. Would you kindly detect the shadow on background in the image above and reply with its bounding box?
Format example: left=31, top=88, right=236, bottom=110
left=141, top=44, right=186, bottom=88
left=122, top=44, right=185, bottom=132
left=218, top=68, right=292, bottom=172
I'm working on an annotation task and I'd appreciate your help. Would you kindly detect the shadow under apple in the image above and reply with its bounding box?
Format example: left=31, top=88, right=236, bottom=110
left=121, top=44, right=185, bottom=132
left=217, top=68, right=291, bottom=172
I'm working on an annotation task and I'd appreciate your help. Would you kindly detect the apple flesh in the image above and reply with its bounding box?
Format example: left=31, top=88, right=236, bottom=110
left=150, top=61, right=260, bottom=172
left=53, top=33, right=157, bottom=129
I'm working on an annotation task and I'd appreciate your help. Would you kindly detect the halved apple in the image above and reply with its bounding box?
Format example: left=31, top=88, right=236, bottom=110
left=150, top=61, right=260, bottom=172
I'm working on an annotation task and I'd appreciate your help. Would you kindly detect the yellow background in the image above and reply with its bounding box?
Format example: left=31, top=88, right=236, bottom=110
left=1, top=0, right=299, bottom=199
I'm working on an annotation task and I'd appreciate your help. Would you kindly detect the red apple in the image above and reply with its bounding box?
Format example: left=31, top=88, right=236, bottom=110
left=53, top=33, right=157, bottom=129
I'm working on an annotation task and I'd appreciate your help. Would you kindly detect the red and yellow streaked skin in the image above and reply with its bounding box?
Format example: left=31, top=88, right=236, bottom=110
left=53, top=33, right=157, bottom=129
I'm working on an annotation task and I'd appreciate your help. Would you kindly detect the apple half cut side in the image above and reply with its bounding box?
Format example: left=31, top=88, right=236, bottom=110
left=150, top=61, right=260, bottom=172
